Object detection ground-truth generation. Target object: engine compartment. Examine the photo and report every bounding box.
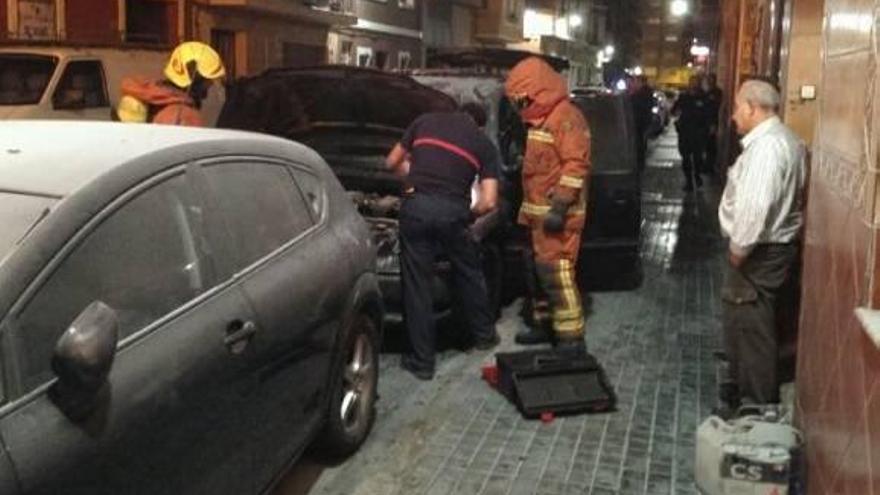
[349,191,402,274]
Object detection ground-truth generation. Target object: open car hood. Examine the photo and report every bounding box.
[217,66,458,137]
[426,48,570,72]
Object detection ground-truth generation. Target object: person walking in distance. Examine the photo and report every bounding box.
[672,75,710,191]
[704,73,723,174]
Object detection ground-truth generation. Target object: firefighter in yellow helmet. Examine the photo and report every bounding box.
[116,41,226,126]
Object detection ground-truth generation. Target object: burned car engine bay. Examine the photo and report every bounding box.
[348,191,404,273]
[217,66,514,321]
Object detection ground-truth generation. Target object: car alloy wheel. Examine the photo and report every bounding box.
[340,332,375,434]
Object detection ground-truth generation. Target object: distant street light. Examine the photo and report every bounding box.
[569,14,583,28]
[690,45,710,57]
[671,0,688,16]
[604,45,615,56]
[633,66,643,76]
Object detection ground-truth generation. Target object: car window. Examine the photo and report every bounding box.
[574,95,636,173]
[288,166,324,221]
[0,54,56,105]
[52,60,108,110]
[203,162,314,273]
[15,173,211,390]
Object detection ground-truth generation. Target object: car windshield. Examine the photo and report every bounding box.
[0,192,56,261]
[0,55,57,105]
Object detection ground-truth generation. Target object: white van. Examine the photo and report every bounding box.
[0,46,224,125]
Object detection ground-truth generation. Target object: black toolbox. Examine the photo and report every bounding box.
[495,347,616,418]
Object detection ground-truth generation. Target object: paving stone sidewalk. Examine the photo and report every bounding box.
[276,128,727,495]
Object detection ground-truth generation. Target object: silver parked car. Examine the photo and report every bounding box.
[0,122,382,494]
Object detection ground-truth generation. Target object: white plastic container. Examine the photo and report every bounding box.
[696,410,802,495]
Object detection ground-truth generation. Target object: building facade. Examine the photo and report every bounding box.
[507,0,606,86]
[328,0,423,70]
[192,0,355,77]
[794,0,879,491]
[423,0,482,51]
[473,0,526,47]
[0,0,356,77]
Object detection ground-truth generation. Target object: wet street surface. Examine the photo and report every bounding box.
[276,128,727,495]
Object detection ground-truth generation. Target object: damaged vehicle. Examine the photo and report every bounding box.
[218,66,510,323]
[570,88,642,289]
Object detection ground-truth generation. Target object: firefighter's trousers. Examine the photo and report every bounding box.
[525,226,585,340]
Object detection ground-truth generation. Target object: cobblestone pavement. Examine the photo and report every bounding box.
[275,128,727,495]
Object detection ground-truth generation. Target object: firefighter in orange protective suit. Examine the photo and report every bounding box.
[116,41,226,126]
[505,57,591,348]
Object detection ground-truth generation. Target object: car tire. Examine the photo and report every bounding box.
[316,312,379,459]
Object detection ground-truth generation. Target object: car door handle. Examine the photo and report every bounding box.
[224,320,257,351]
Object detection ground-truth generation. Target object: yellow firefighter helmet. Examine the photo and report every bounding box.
[164,41,227,89]
[116,95,149,123]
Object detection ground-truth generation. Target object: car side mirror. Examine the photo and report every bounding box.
[49,301,119,421]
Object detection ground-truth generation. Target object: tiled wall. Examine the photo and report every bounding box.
[796,0,880,493]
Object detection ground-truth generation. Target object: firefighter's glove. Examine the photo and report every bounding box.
[543,199,570,233]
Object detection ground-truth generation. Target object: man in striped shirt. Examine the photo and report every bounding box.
[718,79,806,409]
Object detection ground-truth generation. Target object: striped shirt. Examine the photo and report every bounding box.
[718,116,806,257]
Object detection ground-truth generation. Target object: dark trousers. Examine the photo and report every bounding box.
[722,243,799,405]
[678,131,706,186]
[636,134,647,170]
[705,131,718,173]
[400,194,494,370]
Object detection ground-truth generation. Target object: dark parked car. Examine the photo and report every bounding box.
[0,122,383,495]
[571,88,642,288]
[218,66,511,322]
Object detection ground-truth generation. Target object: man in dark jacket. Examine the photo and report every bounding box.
[703,74,723,173]
[672,75,710,190]
[629,75,655,169]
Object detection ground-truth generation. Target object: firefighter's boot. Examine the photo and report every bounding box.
[515,320,553,345]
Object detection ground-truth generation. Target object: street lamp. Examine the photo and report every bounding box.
[569,14,583,28]
[670,0,688,16]
[604,45,615,56]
